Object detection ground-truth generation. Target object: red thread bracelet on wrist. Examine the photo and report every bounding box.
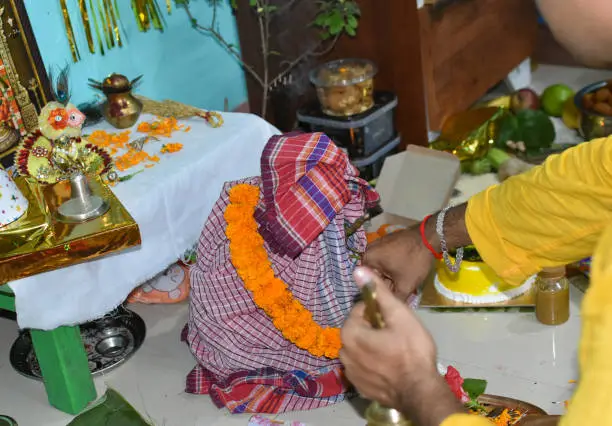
[420,215,442,260]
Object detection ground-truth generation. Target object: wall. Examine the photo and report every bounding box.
[23,0,248,111]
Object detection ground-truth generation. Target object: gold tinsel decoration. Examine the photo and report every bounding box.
[59,0,169,62]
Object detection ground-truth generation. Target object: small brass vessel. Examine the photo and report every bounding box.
[361,282,413,426]
[365,402,412,426]
[89,74,143,129]
[0,122,19,154]
[102,91,143,129]
[575,80,612,140]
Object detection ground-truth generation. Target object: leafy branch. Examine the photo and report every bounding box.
[175,0,361,117]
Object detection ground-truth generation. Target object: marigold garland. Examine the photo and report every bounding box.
[224,184,342,359]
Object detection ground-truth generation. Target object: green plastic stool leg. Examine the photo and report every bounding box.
[0,285,15,312]
[30,326,96,414]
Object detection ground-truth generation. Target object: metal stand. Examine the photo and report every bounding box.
[57,172,109,222]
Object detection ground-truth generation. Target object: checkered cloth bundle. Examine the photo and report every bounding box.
[185,132,378,412]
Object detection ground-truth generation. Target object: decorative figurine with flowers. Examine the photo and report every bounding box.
[14,67,114,184]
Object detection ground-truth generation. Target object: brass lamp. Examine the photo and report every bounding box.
[0,121,19,154]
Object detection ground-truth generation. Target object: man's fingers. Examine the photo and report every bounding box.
[393,277,418,302]
[347,301,366,321]
[342,302,371,334]
[353,266,408,322]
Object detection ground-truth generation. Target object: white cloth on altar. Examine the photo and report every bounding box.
[8,112,280,330]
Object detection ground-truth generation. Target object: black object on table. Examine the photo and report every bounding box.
[297,91,399,181]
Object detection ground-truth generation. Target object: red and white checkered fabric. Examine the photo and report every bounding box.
[185,133,377,412]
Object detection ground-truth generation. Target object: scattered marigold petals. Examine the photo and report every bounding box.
[137,116,183,138]
[137,122,151,133]
[160,143,183,154]
[115,150,158,172]
[184,126,191,132]
[87,126,182,174]
[493,409,513,426]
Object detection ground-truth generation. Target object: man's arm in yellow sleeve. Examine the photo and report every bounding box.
[441,414,492,426]
[560,223,612,426]
[466,136,612,285]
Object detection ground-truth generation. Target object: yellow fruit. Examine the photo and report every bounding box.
[562,98,580,129]
[541,84,574,117]
[484,95,511,109]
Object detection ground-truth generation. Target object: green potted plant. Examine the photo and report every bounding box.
[175,0,361,118]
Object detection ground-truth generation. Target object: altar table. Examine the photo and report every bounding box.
[0,111,280,414]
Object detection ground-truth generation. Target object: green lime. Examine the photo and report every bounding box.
[541,84,575,117]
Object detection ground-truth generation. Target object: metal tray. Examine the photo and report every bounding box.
[10,305,146,380]
[477,394,548,425]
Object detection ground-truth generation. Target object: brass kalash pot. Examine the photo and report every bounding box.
[361,282,413,426]
[89,74,143,129]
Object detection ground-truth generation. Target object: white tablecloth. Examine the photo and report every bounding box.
[9,112,280,330]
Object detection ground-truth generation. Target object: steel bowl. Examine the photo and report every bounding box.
[10,305,146,380]
[575,80,612,140]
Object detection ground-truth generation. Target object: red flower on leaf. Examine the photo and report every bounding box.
[48,108,68,130]
[444,366,470,403]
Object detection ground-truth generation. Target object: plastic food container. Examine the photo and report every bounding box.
[310,58,377,117]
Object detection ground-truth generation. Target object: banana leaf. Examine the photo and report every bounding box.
[68,388,152,426]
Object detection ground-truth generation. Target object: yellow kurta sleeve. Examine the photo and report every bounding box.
[438,225,612,426]
[465,136,612,286]
[440,414,491,425]
[560,224,612,426]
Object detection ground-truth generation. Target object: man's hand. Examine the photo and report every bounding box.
[363,227,434,300]
[340,267,464,426]
[363,204,470,300]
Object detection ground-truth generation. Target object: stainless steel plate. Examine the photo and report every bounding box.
[0,415,18,426]
[10,306,146,380]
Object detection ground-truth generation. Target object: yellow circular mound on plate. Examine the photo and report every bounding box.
[435,259,534,304]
